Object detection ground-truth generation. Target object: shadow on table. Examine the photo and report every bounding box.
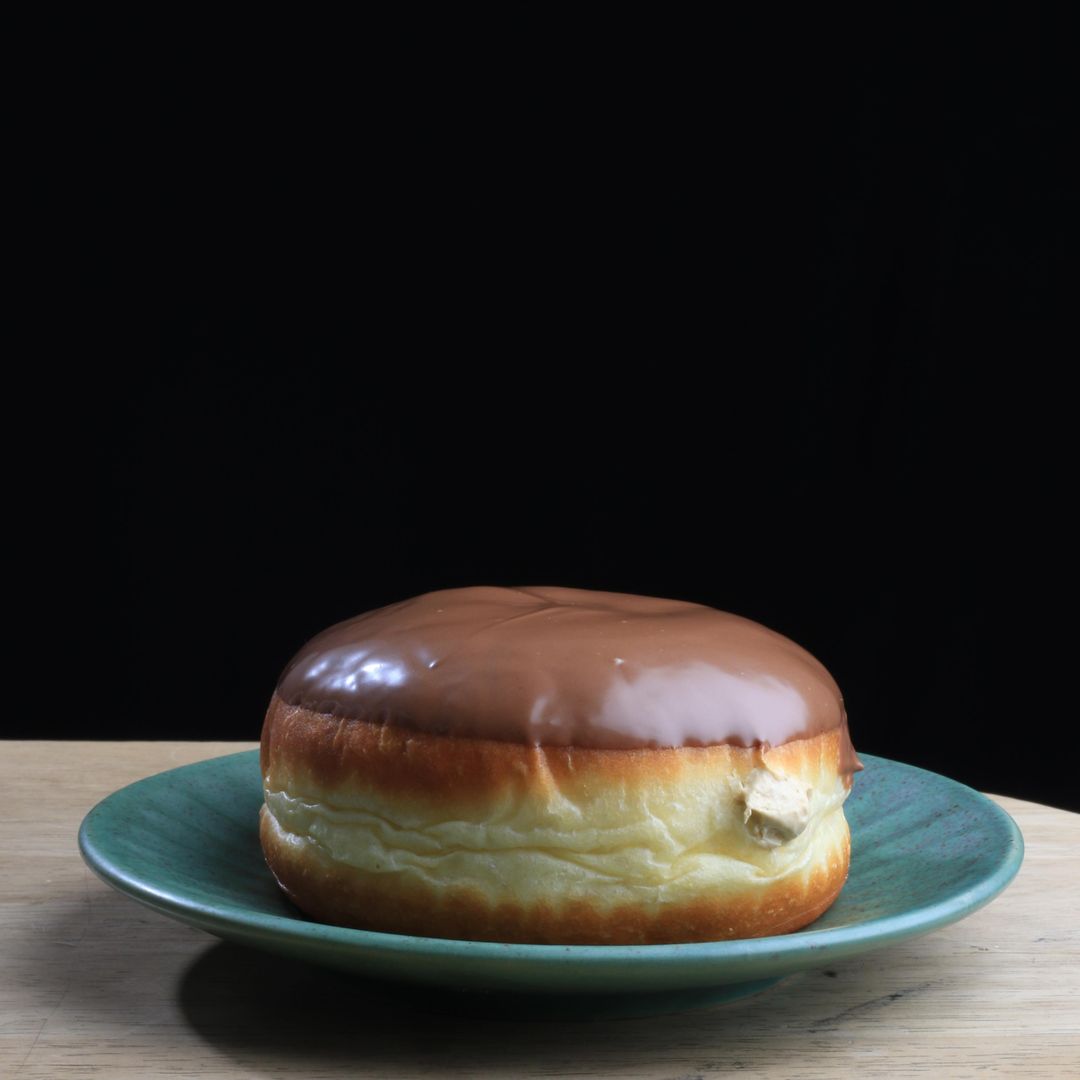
[22,887,954,1076]
[174,938,939,1075]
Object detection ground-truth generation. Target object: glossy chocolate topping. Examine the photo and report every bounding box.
[276,587,858,765]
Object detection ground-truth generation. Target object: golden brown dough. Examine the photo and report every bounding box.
[259,695,853,944]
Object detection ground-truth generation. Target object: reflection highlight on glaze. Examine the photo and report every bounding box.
[593,665,809,748]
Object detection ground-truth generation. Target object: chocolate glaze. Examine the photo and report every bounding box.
[276,586,860,770]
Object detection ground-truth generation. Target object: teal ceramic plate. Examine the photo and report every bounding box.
[79,752,1022,1017]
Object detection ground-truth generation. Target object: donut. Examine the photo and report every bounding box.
[259,586,861,944]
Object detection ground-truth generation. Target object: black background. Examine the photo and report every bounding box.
[52,58,1074,810]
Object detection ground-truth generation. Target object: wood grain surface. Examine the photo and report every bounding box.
[2,741,1077,1078]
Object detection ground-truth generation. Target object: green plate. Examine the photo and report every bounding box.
[78,752,1022,1018]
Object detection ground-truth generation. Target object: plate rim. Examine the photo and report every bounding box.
[78,750,1024,966]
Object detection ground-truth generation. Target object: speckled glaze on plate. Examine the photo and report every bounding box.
[78,752,1022,1018]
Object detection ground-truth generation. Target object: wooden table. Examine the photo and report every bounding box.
[3,741,1077,1078]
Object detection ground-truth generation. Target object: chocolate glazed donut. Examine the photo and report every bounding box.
[259,587,861,944]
